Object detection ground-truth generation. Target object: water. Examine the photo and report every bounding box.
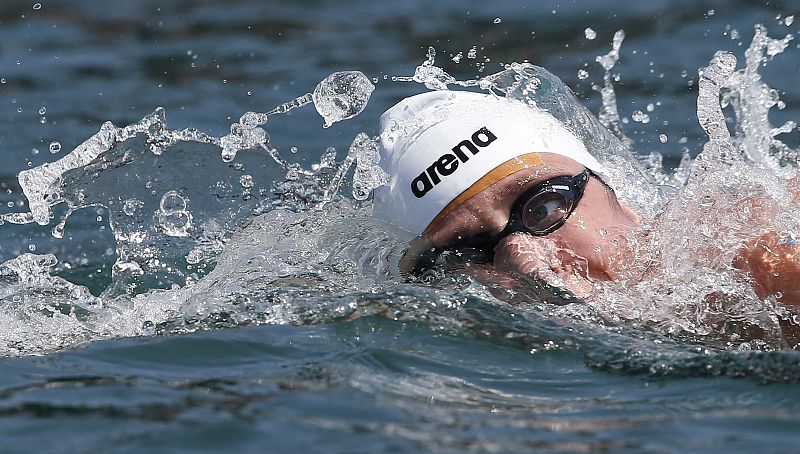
[1,1,800,452]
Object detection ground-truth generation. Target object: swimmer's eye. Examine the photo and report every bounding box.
[520,191,570,234]
[505,169,590,236]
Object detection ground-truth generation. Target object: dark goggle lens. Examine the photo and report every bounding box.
[520,191,570,234]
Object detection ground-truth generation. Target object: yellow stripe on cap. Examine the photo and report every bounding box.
[423,152,544,233]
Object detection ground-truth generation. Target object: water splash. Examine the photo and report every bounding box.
[218,71,374,163]
[721,25,798,176]
[695,51,739,165]
[0,253,120,355]
[0,70,378,299]
[392,47,481,90]
[348,133,390,201]
[589,25,800,347]
[593,30,634,149]
[5,71,376,227]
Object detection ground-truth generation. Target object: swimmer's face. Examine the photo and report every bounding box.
[402,153,640,292]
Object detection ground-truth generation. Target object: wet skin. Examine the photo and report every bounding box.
[401,153,800,306]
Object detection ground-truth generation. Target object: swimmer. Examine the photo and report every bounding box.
[372,90,800,307]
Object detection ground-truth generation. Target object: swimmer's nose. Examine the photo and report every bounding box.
[493,232,591,279]
[493,232,555,276]
[493,232,596,300]
[475,208,514,237]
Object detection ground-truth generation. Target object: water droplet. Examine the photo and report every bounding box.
[160,191,187,212]
[39,116,46,124]
[239,174,253,188]
[31,148,39,155]
[49,141,61,153]
[38,107,46,115]
[28,244,36,252]
[631,110,650,124]
[493,17,502,24]
[122,199,142,216]
[785,15,795,26]
[32,2,41,10]
[452,52,463,63]
[707,9,715,17]
[290,146,299,154]
[467,46,477,59]
[186,249,204,265]
[239,111,265,128]
[157,191,192,237]
[349,133,390,201]
[659,134,668,143]
[312,71,375,127]
[646,103,655,112]
[577,69,589,80]
[584,28,597,40]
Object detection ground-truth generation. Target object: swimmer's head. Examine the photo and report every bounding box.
[373,90,612,235]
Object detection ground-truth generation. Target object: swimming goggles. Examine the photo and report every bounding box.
[411,169,591,272]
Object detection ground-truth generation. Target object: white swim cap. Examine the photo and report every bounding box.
[373,90,611,235]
